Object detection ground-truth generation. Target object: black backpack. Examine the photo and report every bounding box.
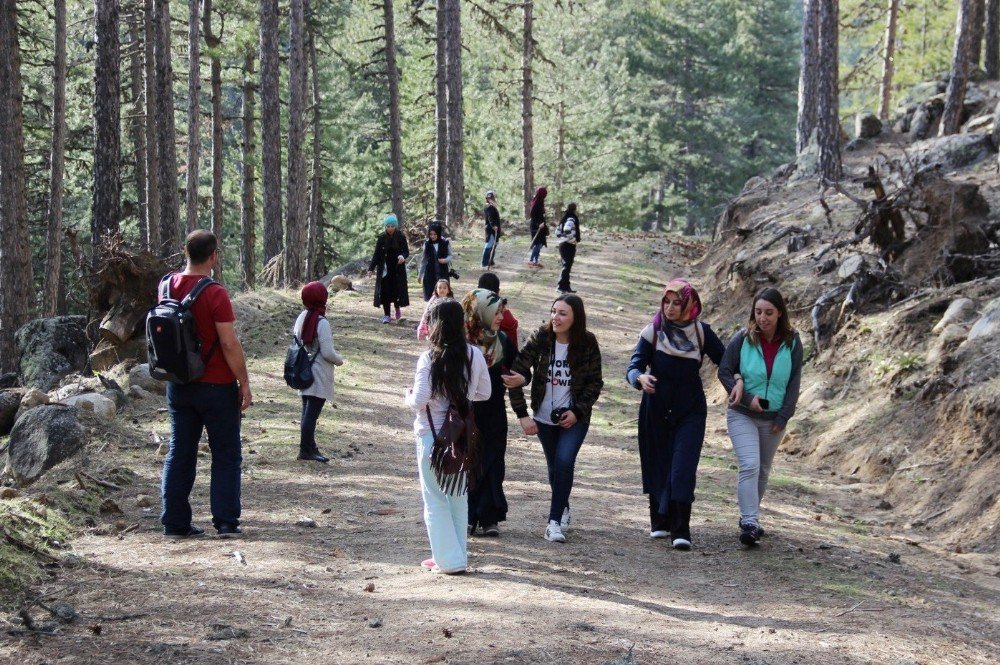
[284,334,318,390]
[146,274,218,384]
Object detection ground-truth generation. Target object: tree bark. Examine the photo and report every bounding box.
[986,0,1000,79]
[445,0,465,227]
[144,0,160,252]
[971,0,986,70]
[259,0,282,264]
[521,0,535,218]
[0,0,33,373]
[384,0,405,230]
[185,0,201,233]
[43,0,67,316]
[203,0,223,284]
[154,0,180,257]
[126,12,148,252]
[878,0,900,120]
[240,51,256,290]
[433,0,447,222]
[284,0,307,286]
[941,0,978,136]
[307,2,324,280]
[817,0,842,181]
[796,0,819,154]
[93,0,122,266]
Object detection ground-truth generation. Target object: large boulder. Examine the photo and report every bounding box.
[907,133,995,172]
[0,390,21,436]
[128,363,166,395]
[59,393,116,421]
[8,405,86,485]
[14,316,90,391]
[909,97,944,140]
[855,112,882,139]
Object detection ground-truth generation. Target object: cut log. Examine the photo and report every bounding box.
[99,302,147,345]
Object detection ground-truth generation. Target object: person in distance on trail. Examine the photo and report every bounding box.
[477,272,519,345]
[718,287,803,548]
[417,279,454,341]
[419,221,453,302]
[526,186,549,268]
[626,279,725,550]
[406,299,491,574]
[161,230,252,540]
[555,202,581,294]
[482,190,502,269]
[292,281,345,464]
[462,289,518,538]
[367,213,410,324]
[502,294,604,544]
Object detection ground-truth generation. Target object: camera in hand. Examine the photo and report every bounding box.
[550,407,570,423]
[758,398,770,410]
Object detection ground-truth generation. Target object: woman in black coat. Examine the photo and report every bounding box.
[419,222,453,301]
[368,213,410,323]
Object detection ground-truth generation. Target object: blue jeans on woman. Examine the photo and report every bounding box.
[535,420,590,523]
[481,234,497,267]
[529,243,542,263]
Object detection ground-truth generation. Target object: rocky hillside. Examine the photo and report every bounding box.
[697,76,1000,554]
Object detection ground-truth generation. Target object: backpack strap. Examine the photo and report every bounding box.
[179,277,217,310]
[158,273,174,302]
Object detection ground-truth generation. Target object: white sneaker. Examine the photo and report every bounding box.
[560,507,571,531]
[672,537,692,550]
[649,530,669,539]
[544,520,566,543]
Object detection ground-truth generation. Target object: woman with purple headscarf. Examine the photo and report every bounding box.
[625,279,725,550]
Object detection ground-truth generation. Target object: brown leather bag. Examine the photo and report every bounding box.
[425,397,481,495]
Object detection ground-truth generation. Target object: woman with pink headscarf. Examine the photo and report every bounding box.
[292,281,345,463]
[626,279,724,550]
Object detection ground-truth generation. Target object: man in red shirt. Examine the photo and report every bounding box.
[161,230,252,539]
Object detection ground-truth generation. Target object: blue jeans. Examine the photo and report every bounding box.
[481,234,497,267]
[162,381,242,532]
[529,243,542,263]
[535,420,590,522]
[416,432,468,572]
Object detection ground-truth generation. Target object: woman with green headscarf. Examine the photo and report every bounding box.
[462,288,518,537]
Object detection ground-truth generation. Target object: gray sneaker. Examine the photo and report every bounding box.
[544,520,566,543]
[560,507,571,531]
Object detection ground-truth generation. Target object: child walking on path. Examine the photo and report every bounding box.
[293,281,345,464]
[718,287,803,547]
[417,279,453,341]
[406,300,491,574]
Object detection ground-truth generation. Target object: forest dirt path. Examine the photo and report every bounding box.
[2,235,997,664]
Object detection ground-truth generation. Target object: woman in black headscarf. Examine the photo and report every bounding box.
[419,222,453,301]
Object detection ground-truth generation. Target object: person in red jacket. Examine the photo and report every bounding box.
[477,272,519,345]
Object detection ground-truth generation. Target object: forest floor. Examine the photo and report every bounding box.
[1,235,998,664]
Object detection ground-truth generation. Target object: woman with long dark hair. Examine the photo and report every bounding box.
[462,289,518,537]
[405,299,491,574]
[626,279,724,549]
[368,213,410,323]
[556,202,580,294]
[292,281,345,464]
[503,294,603,543]
[527,186,548,267]
[419,222,453,301]
[718,287,803,547]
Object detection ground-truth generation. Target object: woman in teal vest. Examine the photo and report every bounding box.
[718,287,802,547]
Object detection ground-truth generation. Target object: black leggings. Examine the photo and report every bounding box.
[383,303,392,316]
[300,396,326,455]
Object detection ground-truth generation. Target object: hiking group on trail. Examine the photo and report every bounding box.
[150,219,801,573]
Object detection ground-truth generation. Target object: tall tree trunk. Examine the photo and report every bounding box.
[941,0,978,136]
[796,0,819,154]
[878,0,900,120]
[971,0,986,70]
[185,0,201,233]
[144,0,160,251]
[93,0,121,266]
[986,0,1000,79]
[240,51,257,290]
[384,0,405,228]
[0,0,33,373]
[307,3,324,280]
[445,0,465,226]
[259,0,282,264]
[433,0,447,222]
[126,13,149,251]
[817,0,842,181]
[43,0,67,316]
[203,0,223,283]
[154,0,180,257]
[521,0,535,219]
[284,0,307,286]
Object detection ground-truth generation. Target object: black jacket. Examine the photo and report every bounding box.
[369,232,410,308]
[484,204,501,241]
